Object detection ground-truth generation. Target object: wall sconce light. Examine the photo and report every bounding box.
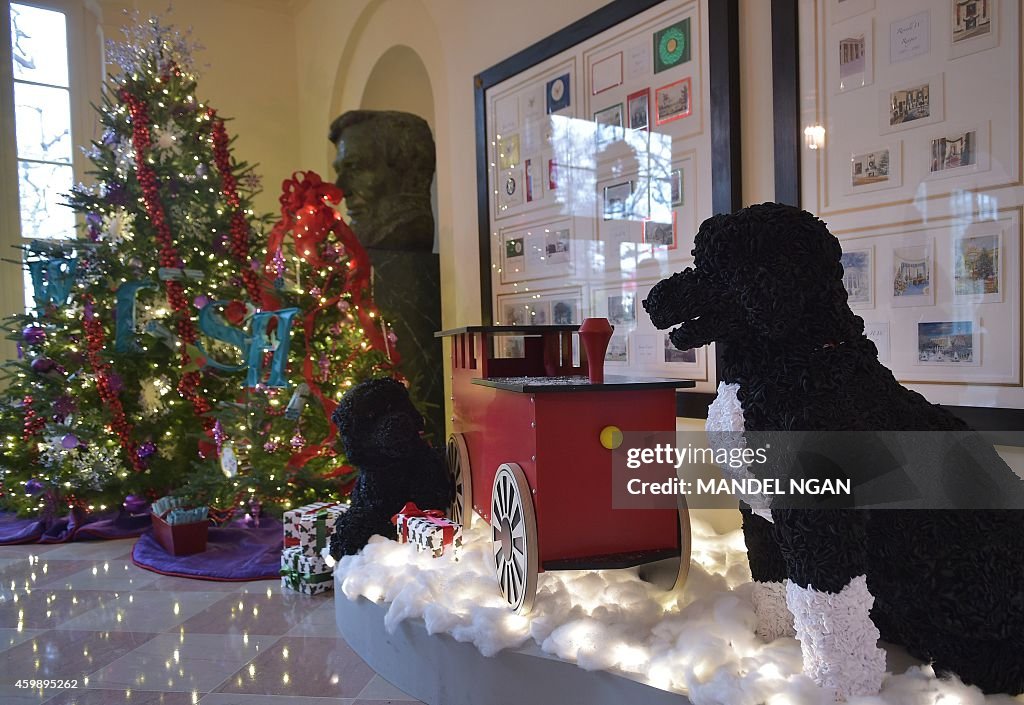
[804,125,825,150]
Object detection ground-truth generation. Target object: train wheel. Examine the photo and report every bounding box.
[490,463,538,613]
[446,434,473,528]
[672,496,692,591]
[638,496,692,592]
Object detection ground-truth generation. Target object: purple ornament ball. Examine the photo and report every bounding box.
[60,433,80,449]
[194,295,210,309]
[30,357,57,374]
[123,494,148,513]
[22,325,46,345]
[137,441,157,460]
[24,478,44,495]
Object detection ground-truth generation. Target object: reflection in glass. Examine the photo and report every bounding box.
[18,161,74,240]
[14,82,72,163]
[9,3,69,87]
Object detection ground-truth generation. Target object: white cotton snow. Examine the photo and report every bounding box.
[335,520,1024,705]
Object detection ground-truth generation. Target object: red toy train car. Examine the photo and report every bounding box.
[437,323,694,612]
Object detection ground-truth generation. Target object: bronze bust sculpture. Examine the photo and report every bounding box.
[329,110,444,443]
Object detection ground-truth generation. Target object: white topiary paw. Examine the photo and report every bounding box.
[786,575,886,700]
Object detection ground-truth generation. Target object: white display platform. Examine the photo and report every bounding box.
[335,591,691,705]
[331,524,998,705]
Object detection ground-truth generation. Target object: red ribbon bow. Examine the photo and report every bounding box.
[259,171,398,480]
[391,502,446,525]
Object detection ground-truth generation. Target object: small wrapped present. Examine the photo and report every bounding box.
[151,496,209,556]
[283,501,347,557]
[280,545,333,595]
[392,502,462,558]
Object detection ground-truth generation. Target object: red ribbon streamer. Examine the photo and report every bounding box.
[82,295,143,472]
[260,171,398,473]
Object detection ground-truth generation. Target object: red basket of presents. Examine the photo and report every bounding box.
[151,497,209,556]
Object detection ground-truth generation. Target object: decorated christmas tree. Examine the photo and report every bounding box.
[0,17,397,523]
[186,170,400,516]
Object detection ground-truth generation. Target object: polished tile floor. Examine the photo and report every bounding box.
[0,539,424,705]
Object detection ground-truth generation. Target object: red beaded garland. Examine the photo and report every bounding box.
[82,295,143,471]
[21,395,44,441]
[210,110,261,301]
[120,86,213,423]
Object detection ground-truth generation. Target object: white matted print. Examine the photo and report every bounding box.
[495,297,551,357]
[591,286,639,327]
[642,213,677,249]
[834,17,873,93]
[608,293,637,325]
[917,320,980,365]
[503,235,526,275]
[495,94,519,134]
[544,228,571,264]
[864,321,891,364]
[498,168,523,211]
[663,334,698,364]
[498,133,520,170]
[671,168,684,206]
[549,295,581,325]
[927,122,990,179]
[499,298,549,326]
[953,231,1002,303]
[890,11,930,63]
[594,103,624,149]
[603,180,635,220]
[840,246,874,309]
[832,0,874,24]
[950,0,998,59]
[848,142,901,194]
[632,334,657,365]
[891,241,935,307]
[591,52,623,95]
[879,74,944,133]
[606,334,629,364]
[498,220,573,284]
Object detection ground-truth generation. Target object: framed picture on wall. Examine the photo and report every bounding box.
[476,0,743,414]
[950,0,998,59]
[834,17,873,93]
[627,88,650,130]
[878,73,944,133]
[847,141,901,194]
[642,213,677,249]
[655,76,693,125]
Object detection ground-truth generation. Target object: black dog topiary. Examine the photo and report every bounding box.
[328,377,452,559]
[644,203,1024,698]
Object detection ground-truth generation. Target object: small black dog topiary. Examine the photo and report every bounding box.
[328,377,452,559]
[644,203,1024,698]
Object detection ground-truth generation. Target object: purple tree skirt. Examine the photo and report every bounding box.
[0,509,151,545]
[131,518,283,581]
